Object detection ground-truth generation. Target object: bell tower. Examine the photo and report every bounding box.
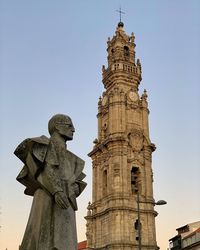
[85,22,158,250]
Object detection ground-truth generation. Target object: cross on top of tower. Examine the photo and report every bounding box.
[116,7,125,27]
[116,7,125,22]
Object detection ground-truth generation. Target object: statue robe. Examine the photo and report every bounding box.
[14,135,87,250]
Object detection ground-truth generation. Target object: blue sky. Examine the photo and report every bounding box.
[0,1,200,249]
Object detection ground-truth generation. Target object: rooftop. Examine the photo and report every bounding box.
[78,240,87,250]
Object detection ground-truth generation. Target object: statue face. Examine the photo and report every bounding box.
[56,117,75,141]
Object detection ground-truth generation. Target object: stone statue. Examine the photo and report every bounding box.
[14,114,87,250]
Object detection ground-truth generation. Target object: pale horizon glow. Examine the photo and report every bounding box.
[0,1,200,250]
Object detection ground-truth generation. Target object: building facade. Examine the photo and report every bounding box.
[85,22,158,250]
[169,222,200,250]
[182,228,200,250]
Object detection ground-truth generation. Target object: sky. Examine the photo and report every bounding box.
[0,0,200,249]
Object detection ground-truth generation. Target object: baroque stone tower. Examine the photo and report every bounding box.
[85,22,158,250]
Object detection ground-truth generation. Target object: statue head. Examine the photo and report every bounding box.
[48,114,75,141]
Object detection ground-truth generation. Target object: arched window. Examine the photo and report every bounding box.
[131,166,140,194]
[124,46,129,57]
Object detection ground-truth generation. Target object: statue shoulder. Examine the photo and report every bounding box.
[14,135,50,163]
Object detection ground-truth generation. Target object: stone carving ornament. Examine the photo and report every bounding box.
[14,114,87,250]
[128,90,139,102]
[102,95,108,106]
[128,129,144,152]
[128,129,145,165]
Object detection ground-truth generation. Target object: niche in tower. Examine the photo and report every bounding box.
[103,169,108,196]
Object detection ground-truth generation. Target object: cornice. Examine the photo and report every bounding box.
[88,135,127,157]
[85,206,157,219]
[87,243,158,250]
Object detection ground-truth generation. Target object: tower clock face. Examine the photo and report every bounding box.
[102,95,108,106]
[128,91,138,102]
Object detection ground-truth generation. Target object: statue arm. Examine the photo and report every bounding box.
[67,152,87,197]
[54,191,70,209]
[74,179,87,197]
[67,174,86,198]
[37,163,63,195]
[37,163,70,208]
[74,172,87,197]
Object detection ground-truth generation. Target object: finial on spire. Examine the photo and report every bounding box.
[142,89,148,101]
[116,7,125,27]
